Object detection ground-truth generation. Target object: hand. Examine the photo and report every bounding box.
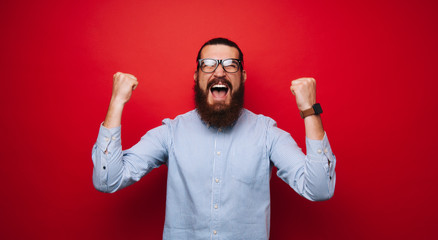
[290,77,316,111]
[111,72,138,105]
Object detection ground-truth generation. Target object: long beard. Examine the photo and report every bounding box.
[194,78,244,128]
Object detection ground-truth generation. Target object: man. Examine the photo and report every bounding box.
[92,38,336,240]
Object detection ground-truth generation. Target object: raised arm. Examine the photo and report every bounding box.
[271,77,335,201]
[92,72,167,193]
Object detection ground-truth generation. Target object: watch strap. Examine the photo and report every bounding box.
[300,103,322,119]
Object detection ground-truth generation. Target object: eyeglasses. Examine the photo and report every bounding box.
[198,58,241,73]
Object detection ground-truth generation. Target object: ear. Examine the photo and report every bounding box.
[242,70,247,83]
[193,71,198,82]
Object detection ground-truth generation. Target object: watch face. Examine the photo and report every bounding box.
[313,103,323,114]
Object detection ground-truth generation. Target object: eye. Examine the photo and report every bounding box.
[223,59,239,72]
[224,59,239,67]
[202,59,217,67]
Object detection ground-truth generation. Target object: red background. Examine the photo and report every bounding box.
[1,0,437,239]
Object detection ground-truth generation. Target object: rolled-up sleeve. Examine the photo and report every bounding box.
[268,122,336,201]
[302,133,336,200]
[92,123,169,193]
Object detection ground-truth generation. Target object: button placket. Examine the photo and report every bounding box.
[211,128,223,236]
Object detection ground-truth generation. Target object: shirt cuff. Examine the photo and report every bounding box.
[305,132,335,162]
[96,123,122,152]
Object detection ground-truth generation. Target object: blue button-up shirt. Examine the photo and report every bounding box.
[92,109,336,240]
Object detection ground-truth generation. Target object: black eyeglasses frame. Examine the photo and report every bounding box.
[197,58,242,73]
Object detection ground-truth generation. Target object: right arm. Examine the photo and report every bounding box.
[92,72,168,193]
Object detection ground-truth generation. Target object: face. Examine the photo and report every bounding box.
[194,45,247,109]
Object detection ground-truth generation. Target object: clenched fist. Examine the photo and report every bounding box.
[111,72,139,105]
[290,77,317,111]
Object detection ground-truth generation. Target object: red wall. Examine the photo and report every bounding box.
[1,0,437,239]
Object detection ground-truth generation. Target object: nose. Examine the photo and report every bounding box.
[213,63,226,77]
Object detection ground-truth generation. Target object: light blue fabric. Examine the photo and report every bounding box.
[92,109,336,240]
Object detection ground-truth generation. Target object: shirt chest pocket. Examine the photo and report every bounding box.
[229,145,268,183]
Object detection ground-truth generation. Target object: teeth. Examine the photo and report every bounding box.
[212,84,227,89]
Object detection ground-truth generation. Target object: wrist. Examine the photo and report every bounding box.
[109,97,127,108]
[298,104,313,112]
[300,103,323,119]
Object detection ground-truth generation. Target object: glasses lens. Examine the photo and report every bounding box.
[201,59,217,73]
[223,59,239,73]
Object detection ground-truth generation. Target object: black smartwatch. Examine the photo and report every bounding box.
[300,103,323,119]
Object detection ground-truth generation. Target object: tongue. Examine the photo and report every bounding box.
[212,89,227,98]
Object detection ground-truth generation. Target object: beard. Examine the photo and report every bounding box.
[194,77,244,128]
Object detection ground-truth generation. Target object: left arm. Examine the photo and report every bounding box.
[270,77,336,201]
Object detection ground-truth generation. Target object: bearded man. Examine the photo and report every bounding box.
[92,38,336,240]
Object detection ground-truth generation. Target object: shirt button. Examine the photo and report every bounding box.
[215,178,219,183]
[324,148,328,153]
[214,204,218,209]
[317,149,322,154]
[213,230,217,235]
[104,137,109,142]
[103,166,106,170]
[112,136,116,140]
[217,151,221,156]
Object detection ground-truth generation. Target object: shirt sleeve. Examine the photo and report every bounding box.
[91,123,169,193]
[268,120,336,201]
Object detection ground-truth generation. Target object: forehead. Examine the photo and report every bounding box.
[200,44,239,59]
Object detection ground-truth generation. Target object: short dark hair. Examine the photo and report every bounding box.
[196,37,244,69]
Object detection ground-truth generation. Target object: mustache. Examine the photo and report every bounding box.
[207,78,233,92]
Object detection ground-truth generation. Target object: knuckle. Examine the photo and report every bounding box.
[126,73,136,78]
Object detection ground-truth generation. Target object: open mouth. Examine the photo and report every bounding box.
[210,83,229,99]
